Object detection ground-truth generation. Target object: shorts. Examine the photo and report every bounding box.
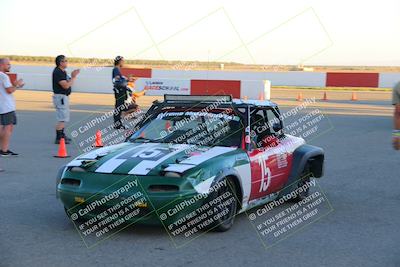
[0,111,17,126]
[53,94,70,122]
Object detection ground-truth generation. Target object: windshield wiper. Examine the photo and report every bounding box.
[130,136,155,143]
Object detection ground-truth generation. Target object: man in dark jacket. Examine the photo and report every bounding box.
[112,56,138,129]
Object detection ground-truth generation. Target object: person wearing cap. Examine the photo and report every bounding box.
[52,55,80,144]
[112,56,139,129]
[392,81,400,150]
[0,58,24,157]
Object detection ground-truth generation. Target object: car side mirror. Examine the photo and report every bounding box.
[272,122,282,132]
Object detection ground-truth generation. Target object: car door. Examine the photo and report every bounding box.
[247,108,290,201]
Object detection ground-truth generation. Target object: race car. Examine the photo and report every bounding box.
[57,95,324,232]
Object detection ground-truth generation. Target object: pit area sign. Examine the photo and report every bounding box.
[135,78,190,96]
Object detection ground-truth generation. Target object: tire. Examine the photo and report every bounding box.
[211,178,238,232]
[291,166,312,202]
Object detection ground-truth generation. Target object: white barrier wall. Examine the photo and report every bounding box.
[240,80,265,99]
[11,65,399,96]
[152,69,326,87]
[73,67,113,93]
[12,65,114,94]
[379,73,400,88]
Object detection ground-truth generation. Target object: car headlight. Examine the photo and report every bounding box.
[70,166,87,173]
[163,171,181,178]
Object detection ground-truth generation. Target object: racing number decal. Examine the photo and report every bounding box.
[131,147,170,159]
[248,149,292,201]
[127,144,190,175]
[258,157,271,192]
[248,149,282,201]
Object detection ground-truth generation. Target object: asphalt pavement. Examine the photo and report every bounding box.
[0,91,399,267]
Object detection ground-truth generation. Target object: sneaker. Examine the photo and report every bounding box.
[1,150,18,157]
[7,150,18,156]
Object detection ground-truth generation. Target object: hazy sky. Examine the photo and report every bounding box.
[1,0,399,66]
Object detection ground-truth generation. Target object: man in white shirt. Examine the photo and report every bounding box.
[0,58,24,157]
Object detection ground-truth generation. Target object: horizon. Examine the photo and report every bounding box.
[3,54,399,68]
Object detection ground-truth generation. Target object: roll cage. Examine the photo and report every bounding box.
[130,95,284,151]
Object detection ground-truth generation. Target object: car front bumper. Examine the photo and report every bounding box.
[58,182,207,226]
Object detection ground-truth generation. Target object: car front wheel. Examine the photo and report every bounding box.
[292,166,312,202]
[210,178,238,232]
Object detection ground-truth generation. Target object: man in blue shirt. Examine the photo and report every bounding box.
[112,56,139,129]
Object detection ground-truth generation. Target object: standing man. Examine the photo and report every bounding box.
[112,56,144,129]
[112,56,129,129]
[52,55,80,144]
[393,81,400,150]
[0,58,24,157]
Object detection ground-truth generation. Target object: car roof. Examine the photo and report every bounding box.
[232,98,278,108]
[159,95,278,109]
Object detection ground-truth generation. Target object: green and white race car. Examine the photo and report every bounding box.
[57,95,324,232]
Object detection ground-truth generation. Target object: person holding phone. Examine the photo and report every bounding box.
[52,55,80,144]
[0,58,24,157]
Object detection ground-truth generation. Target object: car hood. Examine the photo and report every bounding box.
[66,142,238,176]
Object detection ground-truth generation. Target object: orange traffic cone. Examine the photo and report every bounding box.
[94,130,104,147]
[54,138,70,158]
[351,92,358,101]
[296,92,303,101]
[258,92,265,101]
[322,92,328,101]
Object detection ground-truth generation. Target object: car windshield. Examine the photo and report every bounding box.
[129,110,243,147]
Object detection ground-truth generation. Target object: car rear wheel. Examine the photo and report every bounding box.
[210,178,238,232]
